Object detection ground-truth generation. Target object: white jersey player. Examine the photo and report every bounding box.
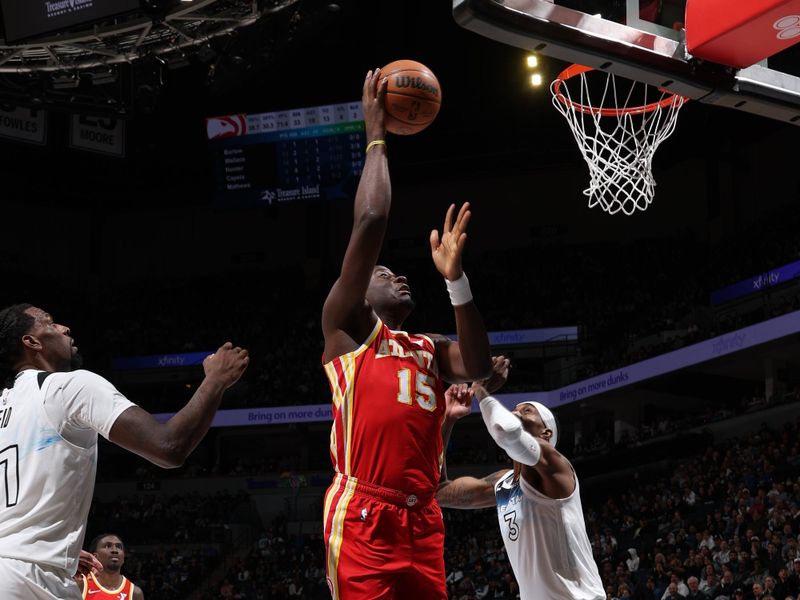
[0,304,249,600]
[437,372,604,600]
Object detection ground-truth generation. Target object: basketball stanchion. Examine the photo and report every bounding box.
[551,64,689,216]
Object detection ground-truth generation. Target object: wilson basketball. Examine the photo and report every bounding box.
[380,60,442,135]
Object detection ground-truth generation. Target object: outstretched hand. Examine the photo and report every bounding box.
[472,355,510,400]
[430,203,471,281]
[444,383,472,423]
[203,342,250,389]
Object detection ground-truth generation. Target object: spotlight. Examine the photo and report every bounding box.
[530,73,543,87]
[526,54,538,68]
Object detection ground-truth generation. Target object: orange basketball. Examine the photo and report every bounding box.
[380,60,442,135]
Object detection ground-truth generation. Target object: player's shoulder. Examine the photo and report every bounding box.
[420,332,450,344]
[43,369,115,395]
[46,369,110,386]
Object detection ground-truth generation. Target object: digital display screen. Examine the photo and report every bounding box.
[1,0,140,43]
[206,102,366,208]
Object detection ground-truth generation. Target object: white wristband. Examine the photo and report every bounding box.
[445,273,473,306]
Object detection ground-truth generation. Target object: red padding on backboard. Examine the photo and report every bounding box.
[686,0,800,68]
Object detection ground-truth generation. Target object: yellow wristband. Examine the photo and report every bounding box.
[365,139,386,154]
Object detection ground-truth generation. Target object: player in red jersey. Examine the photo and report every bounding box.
[78,534,143,600]
[320,68,492,600]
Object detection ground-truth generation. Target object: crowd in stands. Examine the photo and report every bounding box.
[571,386,800,460]
[202,525,329,600]
[86,490,258,600]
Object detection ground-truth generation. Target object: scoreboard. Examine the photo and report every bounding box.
[206,101,366,208]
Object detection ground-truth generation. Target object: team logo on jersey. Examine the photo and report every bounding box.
[375,339,435,371]
[120,594,128,600]
[360,507,369,521]
[206,115,247,139]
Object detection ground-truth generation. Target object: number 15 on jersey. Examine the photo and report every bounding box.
[396,368,437,411]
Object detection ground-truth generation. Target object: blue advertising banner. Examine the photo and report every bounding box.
[112,351,212,370]
[710,259,800,305]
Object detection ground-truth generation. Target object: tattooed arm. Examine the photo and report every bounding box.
[437,470,507,509]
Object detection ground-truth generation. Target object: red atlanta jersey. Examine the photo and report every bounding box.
[82,572,135,600]
[323,319,446,494]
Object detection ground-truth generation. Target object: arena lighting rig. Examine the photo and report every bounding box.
[0,0,299,74]
[0,0,322,116]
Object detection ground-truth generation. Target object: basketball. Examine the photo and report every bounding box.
[380,59,442,135]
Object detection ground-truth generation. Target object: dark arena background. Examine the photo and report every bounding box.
[1,0,800,599]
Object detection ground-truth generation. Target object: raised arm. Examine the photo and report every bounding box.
[429,203,492,382]
[437,357,510,509]
[322,69,389,360]
[109,342,248,468]
[475,386,575,499]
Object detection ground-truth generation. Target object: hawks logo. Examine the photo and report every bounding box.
[206,115,247,140]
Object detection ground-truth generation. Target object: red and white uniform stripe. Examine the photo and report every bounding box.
[322,319,446,599]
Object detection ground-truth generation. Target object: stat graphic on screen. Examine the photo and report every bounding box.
[206,102,366,208]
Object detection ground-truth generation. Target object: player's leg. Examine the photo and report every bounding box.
[396,501,447,600]
[0,557,81,600]
[324,480,408,599]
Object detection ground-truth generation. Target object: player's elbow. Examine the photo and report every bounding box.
[465,359,493,382]
[492,420,522,444]
[152,440,189,469]
[355,206,389,228]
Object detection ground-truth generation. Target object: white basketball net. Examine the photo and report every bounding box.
[551,67,686,216]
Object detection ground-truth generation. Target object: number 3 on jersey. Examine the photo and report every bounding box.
[396,368,437,411]
[504,510,519,541]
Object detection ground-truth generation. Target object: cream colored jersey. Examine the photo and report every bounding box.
[0,369,134,575]
[495,469,605,600]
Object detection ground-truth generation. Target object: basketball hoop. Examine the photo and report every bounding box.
[551,64,688,215]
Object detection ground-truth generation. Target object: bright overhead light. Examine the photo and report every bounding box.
[526,54,538,68]
[530,73,543,87]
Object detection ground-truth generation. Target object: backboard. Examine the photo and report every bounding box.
[453,0,800,125]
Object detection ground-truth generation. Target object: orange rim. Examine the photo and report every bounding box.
[552,64,689,116]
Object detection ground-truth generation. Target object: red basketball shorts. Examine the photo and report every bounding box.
[323,473,446,600]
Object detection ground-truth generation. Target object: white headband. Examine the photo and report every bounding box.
[520,401,558,447]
